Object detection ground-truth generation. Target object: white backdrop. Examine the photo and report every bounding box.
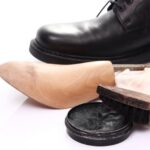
[0,0,150,150]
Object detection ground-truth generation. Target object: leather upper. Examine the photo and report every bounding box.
[115,0,150,31]
[36,0,150,58]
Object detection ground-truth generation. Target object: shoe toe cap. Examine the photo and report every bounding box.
[36,25,54,46]
[35,23,82,47]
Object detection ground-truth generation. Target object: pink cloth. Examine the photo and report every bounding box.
[115,68,150,95]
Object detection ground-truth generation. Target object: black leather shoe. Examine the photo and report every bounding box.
[29,0,150,64]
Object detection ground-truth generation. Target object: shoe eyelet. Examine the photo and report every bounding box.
[119,5,126,12]
[126,0,133,5]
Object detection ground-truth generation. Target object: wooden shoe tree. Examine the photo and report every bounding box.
[0,61,115,108]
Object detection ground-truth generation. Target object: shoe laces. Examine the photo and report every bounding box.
[96,0,133,17]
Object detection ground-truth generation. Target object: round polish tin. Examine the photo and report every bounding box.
[65,102,133,146]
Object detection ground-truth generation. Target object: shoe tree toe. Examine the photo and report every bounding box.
[0,61,115,108]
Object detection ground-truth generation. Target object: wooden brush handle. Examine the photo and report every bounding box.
[98,85,150,110]
[113,64,150,71]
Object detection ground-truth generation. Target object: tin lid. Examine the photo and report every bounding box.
[65,102,133,146]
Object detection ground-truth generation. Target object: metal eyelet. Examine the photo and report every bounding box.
[119,5,126,12]
[126,0,133,5]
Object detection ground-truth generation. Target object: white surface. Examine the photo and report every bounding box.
[0,0,150,150]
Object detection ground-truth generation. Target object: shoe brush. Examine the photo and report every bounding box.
[97,63,150,124]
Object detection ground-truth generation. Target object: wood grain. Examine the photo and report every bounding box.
[98,85,150,110]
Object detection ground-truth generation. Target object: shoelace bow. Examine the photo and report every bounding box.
[96,0,133,17]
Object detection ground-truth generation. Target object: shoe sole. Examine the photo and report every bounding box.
[29,39,150,64]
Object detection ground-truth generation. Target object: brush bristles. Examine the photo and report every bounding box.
[101,96,150,124]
